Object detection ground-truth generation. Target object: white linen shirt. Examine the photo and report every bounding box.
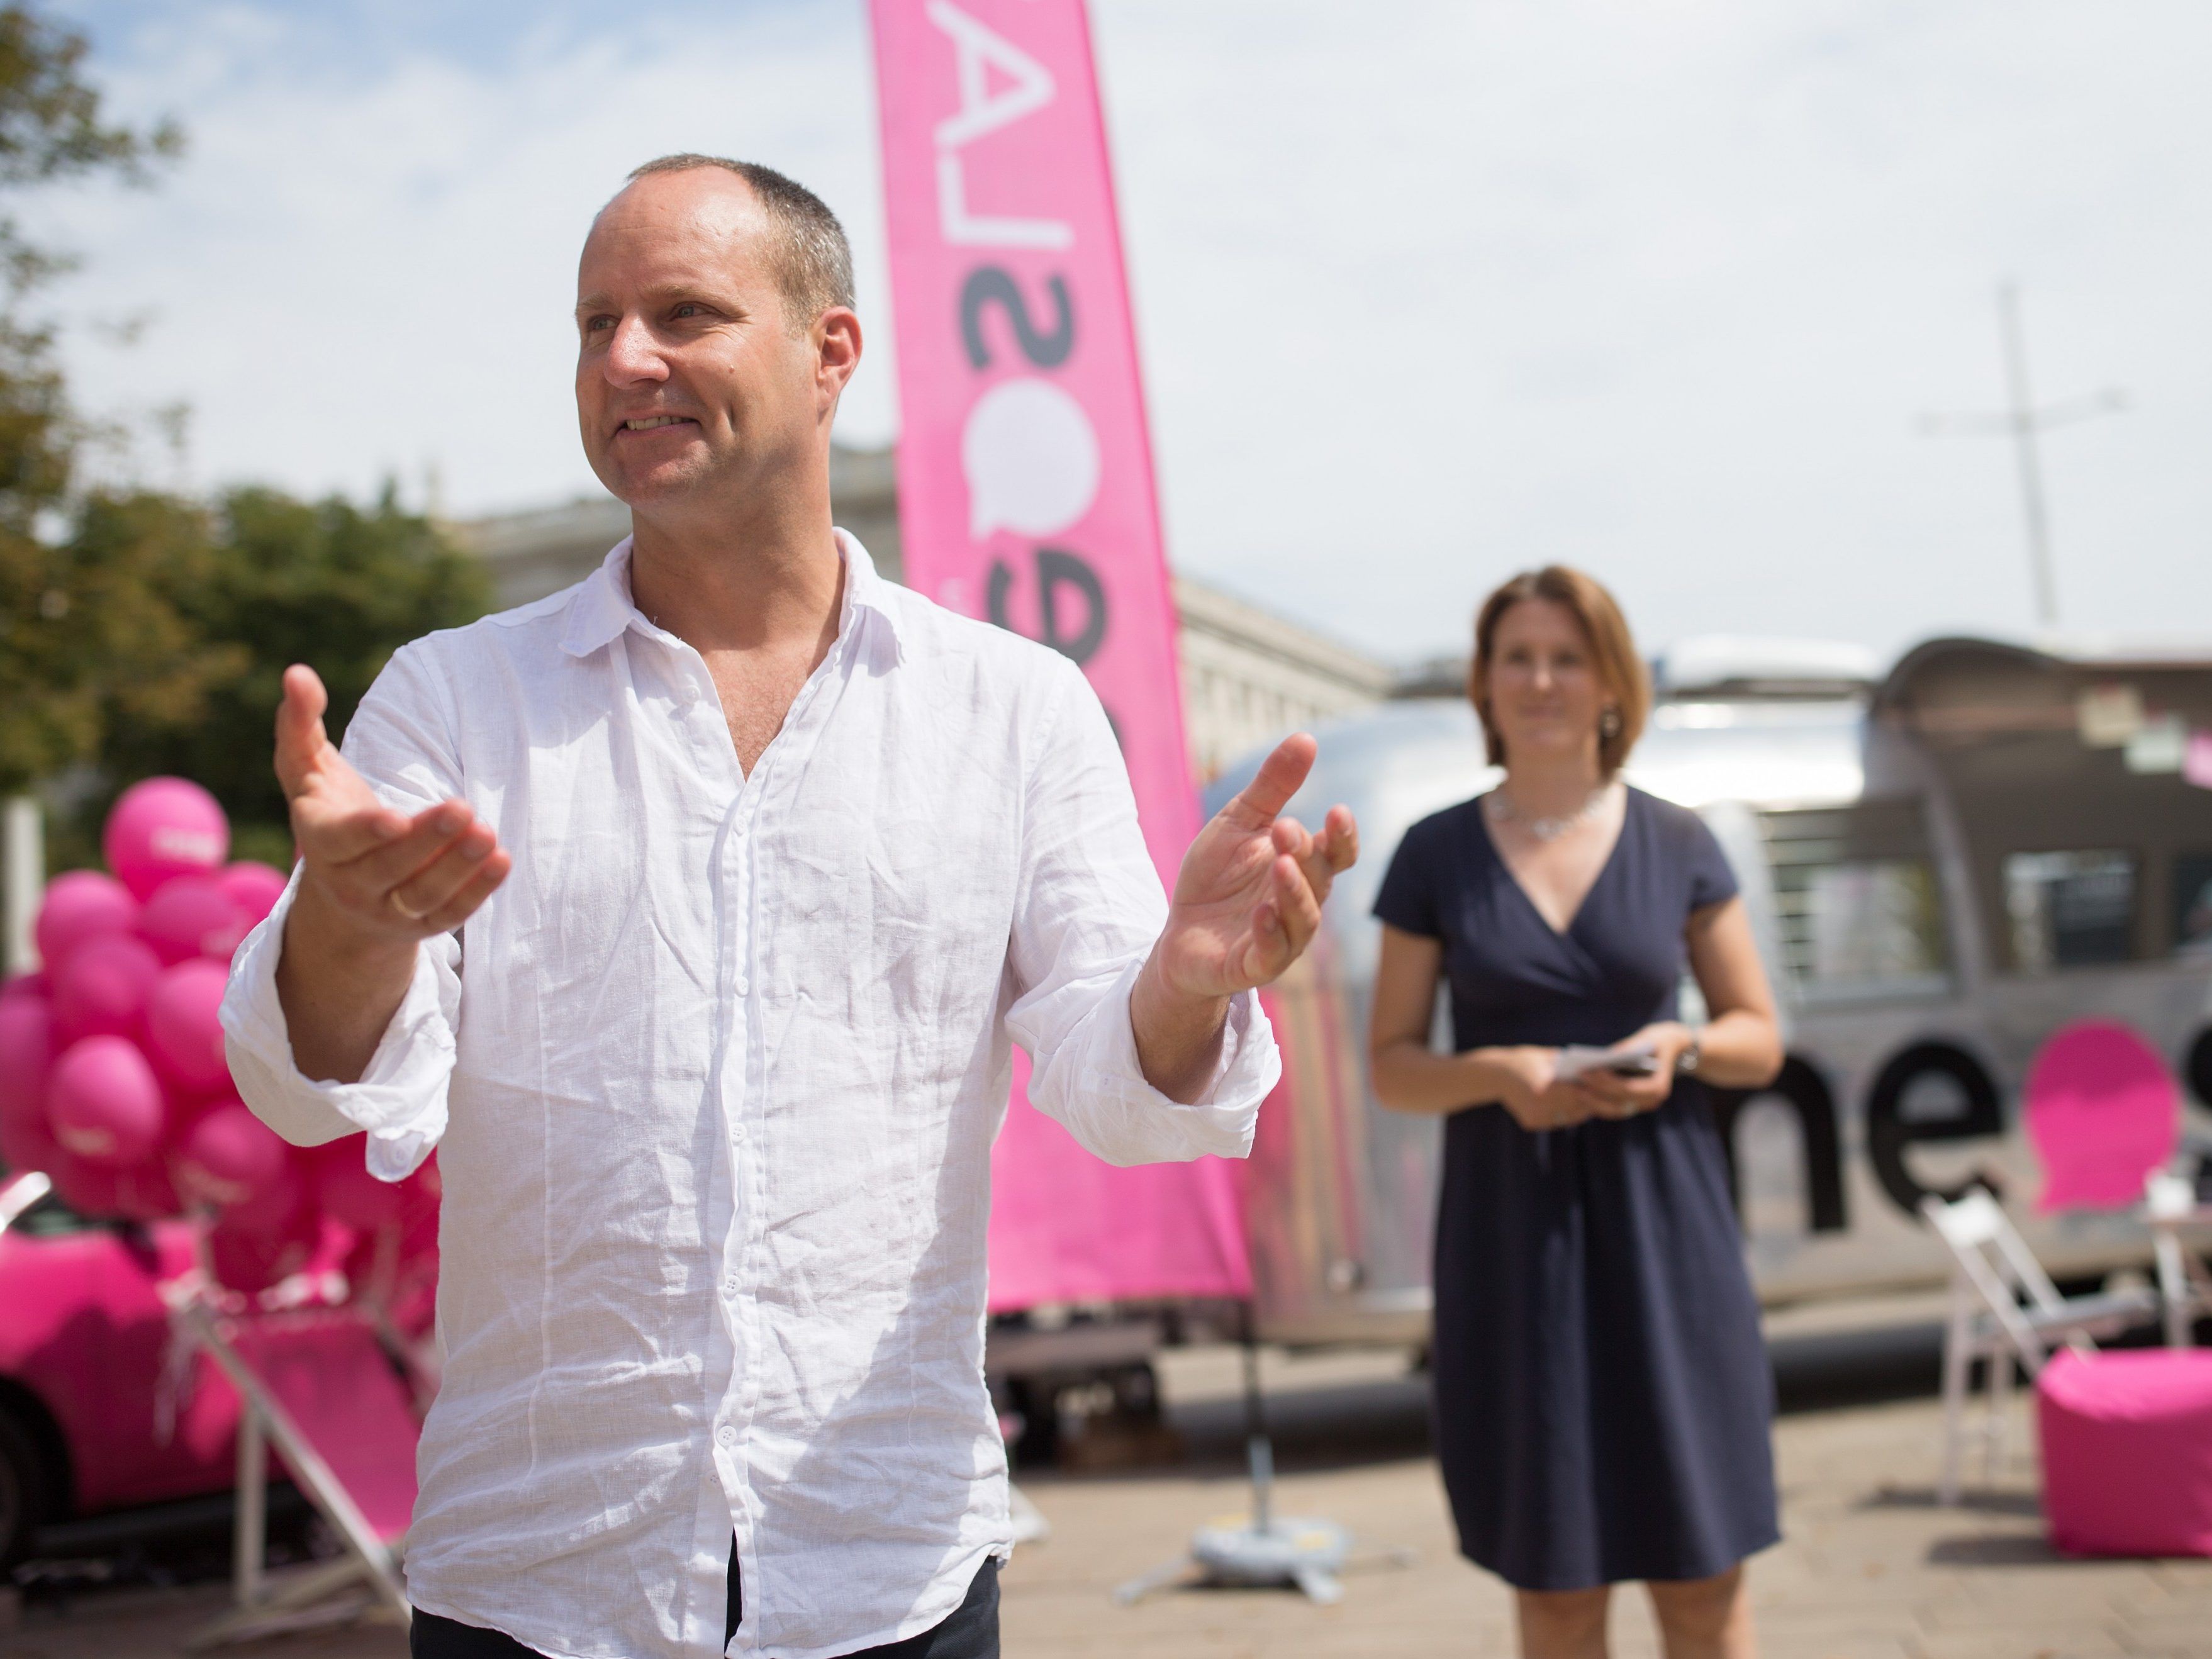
[220,533,1276,1659]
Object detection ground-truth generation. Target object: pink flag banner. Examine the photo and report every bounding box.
[868,0,1250,1306]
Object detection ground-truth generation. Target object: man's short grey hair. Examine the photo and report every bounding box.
[626,154,857,327]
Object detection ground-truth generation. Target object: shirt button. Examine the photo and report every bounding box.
[717,1426,737,1448]
[723,1274,741,1298]
[730,1126,747,1146]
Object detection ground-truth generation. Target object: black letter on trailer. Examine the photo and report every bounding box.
[1864,1041,2005,1217]
[1709,1056,1848,1234]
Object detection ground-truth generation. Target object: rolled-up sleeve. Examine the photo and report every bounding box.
[217,643,464,1180]
[1003,656,1280,1165]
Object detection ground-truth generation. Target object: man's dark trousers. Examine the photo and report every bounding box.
[408,1547,1000,1657]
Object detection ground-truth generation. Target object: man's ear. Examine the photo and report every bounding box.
[816,306,863,416]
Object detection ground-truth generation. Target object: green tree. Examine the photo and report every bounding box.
[90,486,490,861]
[0,6,486,857]
[3,490,243,800]
[0,3,193,798]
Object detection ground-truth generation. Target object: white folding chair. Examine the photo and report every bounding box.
[169,1295,420,1648]
[0,1170,50,1233]
[1921,1189,2163,1504]
[2146,1169,2212,1349]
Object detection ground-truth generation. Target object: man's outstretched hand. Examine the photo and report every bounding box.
[276,665,511,941]
[1132,734,1358,1100]
[274,665,510,1082]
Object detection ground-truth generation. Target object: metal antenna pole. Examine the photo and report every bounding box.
[1919,282,2125,635]
[1996,284,2058,630]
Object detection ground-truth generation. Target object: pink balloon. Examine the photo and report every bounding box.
[50,934,162,1046]
[161,1087,221,1149]
[227,1153,308,1234]
[144,960,233,1095]
[47,1151,128,1218]
[405,1149,442,1209]
[311,1141,406,1230]
[0,971,47,1006]
[0,1000,61,1176]
[46,1036,167,1167]
[175,1102,288,1210]
[207,1202,320,1293]
[110,1157,182,1222]
[0,996,58,1138]
[48,1149,179,1221]
[0,1102,61,1176]
[342,1181,439,1334]
[34,871,138,975]
[137,877,249,967]
[213,861,289,927]
[104,778,229,902]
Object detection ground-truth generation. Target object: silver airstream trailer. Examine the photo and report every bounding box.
[1219,635,2212,1346]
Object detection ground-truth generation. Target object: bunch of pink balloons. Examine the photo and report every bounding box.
[0,778,437,1296]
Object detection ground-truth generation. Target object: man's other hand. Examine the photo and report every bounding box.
[1131,734,1357,1102]
[1153,733,1357,1000]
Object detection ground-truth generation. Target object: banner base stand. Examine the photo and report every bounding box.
[1111,1337,1413,1607]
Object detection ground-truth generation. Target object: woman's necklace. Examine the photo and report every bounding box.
[1485,782,1612,843]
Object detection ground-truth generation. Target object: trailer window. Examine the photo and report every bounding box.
[1760,802,1949,995]
[2175,853,2212,956]
[2004,849,2136,970]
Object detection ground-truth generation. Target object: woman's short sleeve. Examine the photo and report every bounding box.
[1685,813,1741,912]
[1373,813,1447,939]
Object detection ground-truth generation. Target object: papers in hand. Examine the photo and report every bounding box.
[1554,1039,1660,1081]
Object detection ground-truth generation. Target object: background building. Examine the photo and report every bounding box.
[454,446,1397,785]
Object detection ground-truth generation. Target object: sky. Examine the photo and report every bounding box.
[33,0,2212,669]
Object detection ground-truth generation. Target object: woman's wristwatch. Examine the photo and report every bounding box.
[1676,1034,1703,1076]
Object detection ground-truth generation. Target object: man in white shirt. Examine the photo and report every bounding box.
[220,155,1355,1659]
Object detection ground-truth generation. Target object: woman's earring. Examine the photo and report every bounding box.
[1599,707,1622,739]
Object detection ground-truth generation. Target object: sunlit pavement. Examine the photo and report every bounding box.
[3,1311,2209,1658]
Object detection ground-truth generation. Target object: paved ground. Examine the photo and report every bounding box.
[3,1312,2206,1658]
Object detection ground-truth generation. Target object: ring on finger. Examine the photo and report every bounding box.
[388,889,430,922]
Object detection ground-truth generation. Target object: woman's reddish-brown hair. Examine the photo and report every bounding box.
[1469,566,1650,777]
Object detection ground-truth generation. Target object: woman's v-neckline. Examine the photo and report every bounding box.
[1475,786,1636,941]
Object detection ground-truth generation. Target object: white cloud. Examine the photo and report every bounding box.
[32,0,2212,666]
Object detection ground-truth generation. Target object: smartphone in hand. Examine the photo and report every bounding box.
[1554,1039,1661,1081]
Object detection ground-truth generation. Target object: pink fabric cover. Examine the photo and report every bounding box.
[2025,1020,2179,1212]
[228,1311,420,1543]
[2038,1349,2212,1558]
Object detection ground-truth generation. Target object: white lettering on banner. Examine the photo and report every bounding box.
[936,154,1073,250]
[961,377,1101,538]
[927,1,1073,249]
[927,1,1056,148]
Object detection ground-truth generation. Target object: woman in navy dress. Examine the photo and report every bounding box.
[1368,567,1784,1659]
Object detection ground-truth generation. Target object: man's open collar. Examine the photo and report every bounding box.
[559,528,907,664]
[836,530,910,666]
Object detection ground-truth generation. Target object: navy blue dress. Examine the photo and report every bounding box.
[1373,786,1778,1591]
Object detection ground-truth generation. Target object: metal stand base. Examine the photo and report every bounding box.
[1113,1339,1412,1607]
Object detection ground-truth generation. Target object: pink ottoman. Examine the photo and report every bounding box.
[2038,1349,2212,1557]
